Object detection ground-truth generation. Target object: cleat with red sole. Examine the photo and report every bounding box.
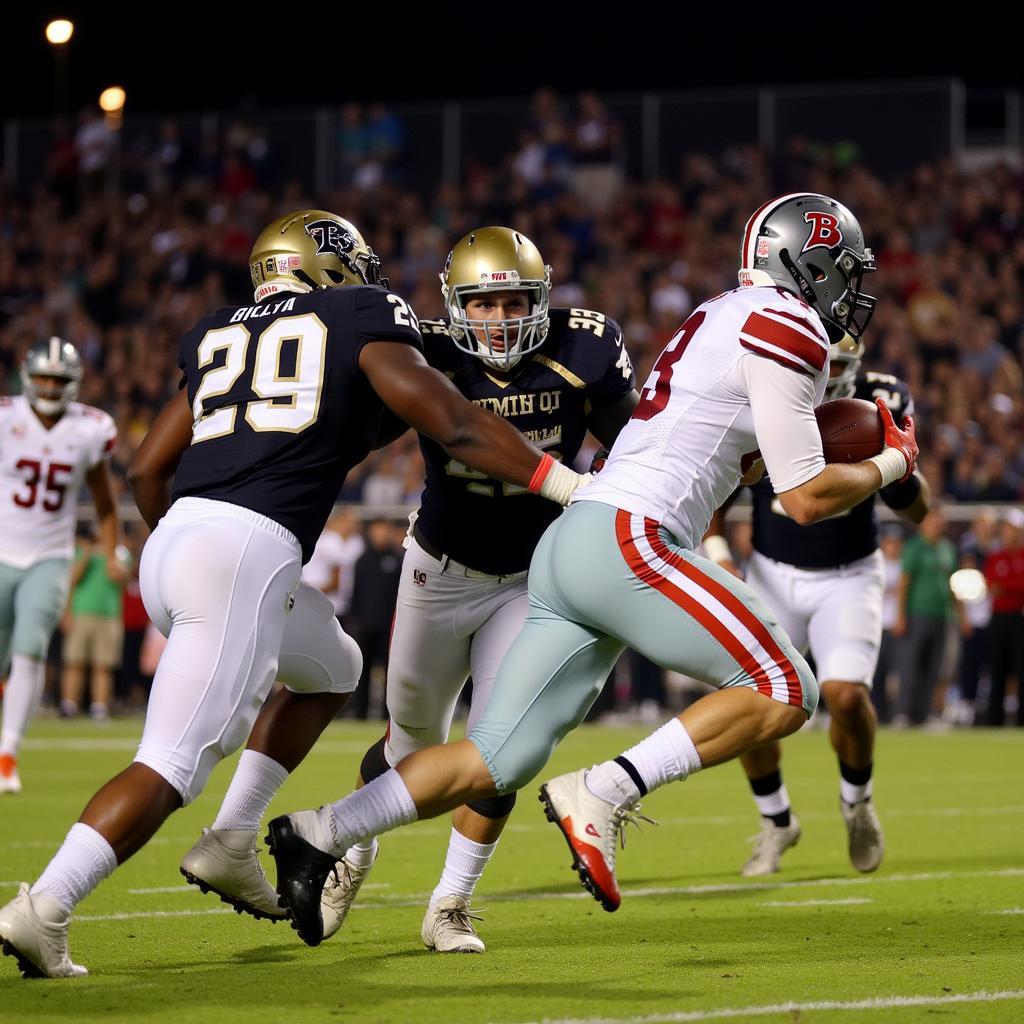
[538,769,655,913]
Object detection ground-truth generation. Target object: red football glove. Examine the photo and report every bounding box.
[590,448,611,474]
[875,398,918,483]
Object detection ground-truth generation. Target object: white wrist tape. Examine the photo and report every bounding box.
[703,535,732,564]
[867,447,908,488]
[540,462,591,506]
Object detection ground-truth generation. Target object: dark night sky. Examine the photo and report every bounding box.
[1,10,1017,119]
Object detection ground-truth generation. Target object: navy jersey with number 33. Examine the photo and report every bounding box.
[414,308,635,575]
[172,285,422,561]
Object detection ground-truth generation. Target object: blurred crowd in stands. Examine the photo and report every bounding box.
[3,89,1023,726]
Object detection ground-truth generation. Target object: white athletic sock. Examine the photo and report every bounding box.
[31,823,117,914]
[320,769,418,856]
[429,828,498,909]
[344,839,378,869]
[0,655,45,757]
[211,750,290,833]
[753,784,791,819]
[840,777,873,805]
[586,718,703,805]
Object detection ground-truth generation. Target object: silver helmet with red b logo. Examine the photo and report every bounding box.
[738,193,876,341]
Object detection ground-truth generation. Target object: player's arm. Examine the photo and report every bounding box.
[585,390,639,448]
[127,389,194,530]
[372,406,411,451]
[879,471,930,525]
[704,491,742,576]
[84,459,122,575]
[743,358,917,526]
[360,341,586,504]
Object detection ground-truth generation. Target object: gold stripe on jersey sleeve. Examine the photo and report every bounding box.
[534,355,585,389]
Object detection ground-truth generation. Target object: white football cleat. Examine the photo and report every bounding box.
[741,816,802,877]
[180,828,286,921]
[0,883,87,979]
[420,896,485,953]
[321,847,378,941]
[539,768,653,912]
[842,800,884,872]
[0,754,22,795]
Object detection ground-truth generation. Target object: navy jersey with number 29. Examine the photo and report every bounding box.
[172,285,422,561]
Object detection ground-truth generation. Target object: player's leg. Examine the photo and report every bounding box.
[87,616,121,720]
[0,562,24,792]
[543,508,814,909]
[420,583,531,953]
[269,514,625,945]
[805,553,885,871]
[0,504,299,978]
[0,559,70,794]
[180,581,361,920]
[735,552,810,876]
[323,544,473,941]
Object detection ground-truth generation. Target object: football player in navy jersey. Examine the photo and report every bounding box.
[0,211,591,979]
[705,334,929,877]
[188,226,638,951]
[318,226,639,952]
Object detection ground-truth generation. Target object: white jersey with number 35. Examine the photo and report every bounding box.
[0,396,117,569]
[577,286,830,549]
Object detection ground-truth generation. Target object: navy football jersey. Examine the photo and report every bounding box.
[415,308,635,575]
[751,371,915,568]
[172,286,421,561]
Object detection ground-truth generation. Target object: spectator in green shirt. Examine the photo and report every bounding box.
[893,505,967,725]
[60,535,127,720]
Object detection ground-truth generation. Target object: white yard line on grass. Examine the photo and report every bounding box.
[506,989,1024,1024]
[760,898,873,907]
[6,866,1023,908]
[75,908,235,922]
[5,804,1023,851]
[988,908,1024,915]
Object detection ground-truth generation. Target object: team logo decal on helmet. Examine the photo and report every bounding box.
[802,211,844,254]
[306,220,357,258]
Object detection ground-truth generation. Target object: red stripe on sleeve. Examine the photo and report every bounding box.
[741,311,828,371]
[740,340,813,377]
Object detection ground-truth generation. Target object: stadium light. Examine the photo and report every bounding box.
[45,19,74,45]
[99,86,126,114]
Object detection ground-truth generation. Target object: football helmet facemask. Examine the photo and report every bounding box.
[824,333,865,399]
[21,337,83,417]
[249,210,385,303]
[738,193,876,341]
[440,226,551,371]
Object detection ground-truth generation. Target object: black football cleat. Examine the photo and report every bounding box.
[265,813,338,947]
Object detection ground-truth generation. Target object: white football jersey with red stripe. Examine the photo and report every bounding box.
[0,396,117,569]
[577,286,829,549]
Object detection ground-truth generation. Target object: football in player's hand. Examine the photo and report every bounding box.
[815,398,885,463]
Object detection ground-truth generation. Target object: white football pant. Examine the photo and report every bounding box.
[745,549,885,687]
[136,498,361,804]
[384,536,529,766]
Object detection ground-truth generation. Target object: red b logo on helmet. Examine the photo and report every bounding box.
[802,211,843,253]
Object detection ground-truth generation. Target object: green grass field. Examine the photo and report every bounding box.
[1,719,1022,1024]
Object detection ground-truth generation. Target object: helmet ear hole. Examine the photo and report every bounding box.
[805,262,827,283]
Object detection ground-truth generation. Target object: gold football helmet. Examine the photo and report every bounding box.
[249,210,384,303]
[825,332,865,399]
[440,226,551,370]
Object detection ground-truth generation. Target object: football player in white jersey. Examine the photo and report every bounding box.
[265,194,921,943]
[0,339,120,794]
[704,336,929,879]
